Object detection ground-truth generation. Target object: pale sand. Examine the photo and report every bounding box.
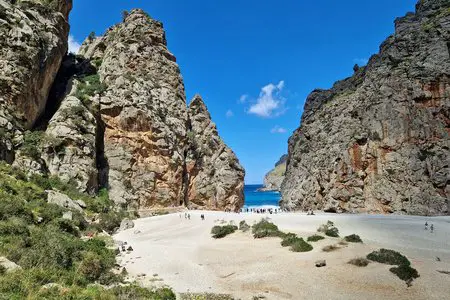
[114,211,450,299]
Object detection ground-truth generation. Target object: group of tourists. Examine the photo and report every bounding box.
[241,207,283,214]
[424,222,435,233]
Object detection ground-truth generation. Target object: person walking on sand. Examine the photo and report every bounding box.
[188,214,191,220]
[425,221,428,230]
[430,224,434,233]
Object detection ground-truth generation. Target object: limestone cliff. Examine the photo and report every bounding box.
[281,0,450,215]
[186,95,245,211]
[0,0,72,163]
[260,154,287,192]
[6,8,244,211]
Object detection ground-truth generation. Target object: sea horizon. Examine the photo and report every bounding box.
[243,184,281,209]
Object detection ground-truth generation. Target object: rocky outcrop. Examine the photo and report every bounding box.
[73,10,244,211]
[260,154,287,192]
[186,95,245,211]
[0,0,72,163]
[281,0,450,215]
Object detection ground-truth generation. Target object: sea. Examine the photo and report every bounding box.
[243,184,281,210]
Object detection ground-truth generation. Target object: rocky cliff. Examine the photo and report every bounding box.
[260,154,287,192]
[0,7,245,212]
[281,0,450,215]
[186,95,245,211]
[0,0,72,162]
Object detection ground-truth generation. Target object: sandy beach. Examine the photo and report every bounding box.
[114,211,450,299]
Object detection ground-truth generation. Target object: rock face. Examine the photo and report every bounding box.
[186,95,245,211]
[281,0,450,215]
[52,9,244,211]
[261,154,287,192]
[0,0,72,162]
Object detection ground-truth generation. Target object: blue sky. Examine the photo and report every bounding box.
[69,0,417,184]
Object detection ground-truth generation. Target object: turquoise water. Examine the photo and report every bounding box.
[244,184,281,208]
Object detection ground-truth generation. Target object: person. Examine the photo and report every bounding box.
[188,214,191,220]
[184,213,187,219]
[430,224,434,233]
[201,214,205,221]
[424,221,428,230]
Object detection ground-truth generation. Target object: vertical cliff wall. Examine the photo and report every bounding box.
[281,0,450,215]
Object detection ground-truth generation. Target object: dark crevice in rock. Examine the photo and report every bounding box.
[95,114,109,190]
[182,118,193,207]
[33,54,96,131]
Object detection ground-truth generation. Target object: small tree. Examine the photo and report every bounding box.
[122,10,129,21]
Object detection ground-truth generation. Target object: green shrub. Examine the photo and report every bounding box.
[239,220,250,232]
[344,234,362,243]
[280,233,298,247]
[307,234,325,242]
[348,257,370,267]
[290,238,313,252]
[390,264,420,281]
[75,74,107,102]
[325,227,339,237]
[0,265,6,275]
[366,249,410,266]
[211,225,238,239]
[252,219,282,238]
[20,131,44,160]
[98,210,128,234]
[318,220,339,237]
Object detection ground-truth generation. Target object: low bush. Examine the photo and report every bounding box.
[180,292,233,300]
[252,219,282,238]
[307,234,325,242]
[211,225,238,239]
[389,264,420,281]
[344,234,363,243]
[98,210,129,234]
[290,238,313,252]
[318,220,339,237]
[325,227,339,237]
[239,220,250,232]
[366,249,410,266]
[322,244,340,252]
[348,257,370,267]
[280,233,313,252]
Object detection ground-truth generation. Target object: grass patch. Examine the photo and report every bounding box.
[322,244,340,252]
[344,234,362,243]
[211,225,238,239]
[366,249,410,266]
[307,234,325,242]
[252,219,282,238]
[348,257,370,267]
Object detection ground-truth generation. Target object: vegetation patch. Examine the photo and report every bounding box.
[367,248,419,284]
[389,264,420,282]
[317,220,339,237]
[307,234,325,242]
[280,233,313,252]
[252,219,282,238]
[180,292,234,300]
[344,234,362,243]
[0,162,167,299]
[348,257,370,267]
[239,220,250,232]
[322,244,340,252]
[211,225,238,239]
[74,74,107,104]
[366,249,410,266]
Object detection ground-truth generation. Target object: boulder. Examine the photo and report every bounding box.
[46,190,83,212]
[119,219,135,231]
[315,260,326,267]
[0,257,21,272]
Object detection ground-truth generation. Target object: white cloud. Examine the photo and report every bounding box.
[270,125,287,134]
[353,58,368,65]
[226,109,234,118]
[248,80,286,118]
[68,35,81,54]
[239,94,248,104]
